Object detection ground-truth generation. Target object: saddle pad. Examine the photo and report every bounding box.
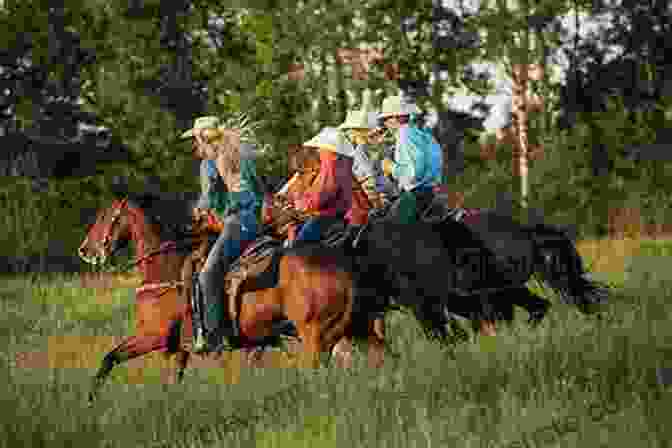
[421,198,482,225]
[240,235,279,259]
[226,237,284,296]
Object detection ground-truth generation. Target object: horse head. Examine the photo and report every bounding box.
[78,193,194,267]
[78,197,134,265]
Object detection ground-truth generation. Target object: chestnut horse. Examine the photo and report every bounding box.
[78,193,386,404]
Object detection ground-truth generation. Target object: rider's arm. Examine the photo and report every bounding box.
[390,127,417,191]
[351,144,385,207]
[298,155,349,212]
[196,160,212,210]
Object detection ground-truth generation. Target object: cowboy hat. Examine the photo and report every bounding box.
[303,127,353,157]
[180,116,222,139]
[380,95,420,118]
[338,110,370,130]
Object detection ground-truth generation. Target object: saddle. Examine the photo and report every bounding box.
[420,197,482,225]
[224,236,284,303]
[184,233,284,343]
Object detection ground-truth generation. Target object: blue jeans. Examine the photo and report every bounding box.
[198,212,257,335]
[294,215,344,245]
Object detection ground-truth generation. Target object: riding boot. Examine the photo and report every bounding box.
[227,290,243,349]
[191,273,211,353]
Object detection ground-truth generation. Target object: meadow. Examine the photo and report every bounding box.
[1,237,671,448]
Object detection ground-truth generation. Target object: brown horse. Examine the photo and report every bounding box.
[78,194,386,404]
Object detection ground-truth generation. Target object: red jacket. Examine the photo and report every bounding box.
[346,178,373,226]
[296,151,352,217]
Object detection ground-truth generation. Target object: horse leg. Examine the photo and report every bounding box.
[476,295,498,337]
[510,287,551,326]
[88,334,168,405]
[174,350,191,384]
[297,322,322,369]
[443,310,471,344]
[412,301,450,342]
[367,317,386,368]
[478,320,497,337]
[331,337,354,369]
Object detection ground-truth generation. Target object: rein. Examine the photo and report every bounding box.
[99,198,200,293]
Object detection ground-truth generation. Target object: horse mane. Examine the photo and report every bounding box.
[126,192,195,242]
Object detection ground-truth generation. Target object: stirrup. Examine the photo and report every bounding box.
[192,330,208,353]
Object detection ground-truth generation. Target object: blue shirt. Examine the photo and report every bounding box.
[389,114,443,192]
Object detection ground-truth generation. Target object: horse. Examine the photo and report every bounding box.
[267,146,610,342]
[78,193,387,404]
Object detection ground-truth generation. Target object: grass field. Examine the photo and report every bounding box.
[1,238,671,447]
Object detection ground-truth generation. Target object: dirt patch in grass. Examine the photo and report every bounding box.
[13,335,301,385]
[576,238,642,275]
[78,272,142,290]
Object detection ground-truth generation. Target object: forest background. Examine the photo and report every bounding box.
[1,0,672,273]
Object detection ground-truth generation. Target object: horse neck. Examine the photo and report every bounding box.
[127,205,188,285]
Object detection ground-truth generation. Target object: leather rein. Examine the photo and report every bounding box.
[100,197,199,294]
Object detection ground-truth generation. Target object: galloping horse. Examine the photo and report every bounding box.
[268,146,610,341]
[78,193,387,404]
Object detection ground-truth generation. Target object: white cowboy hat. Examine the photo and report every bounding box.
[180,116,222,139]
[379,95,420,118]
[337,110,381,130]
[338,110,370,130]
[303,127,353,157]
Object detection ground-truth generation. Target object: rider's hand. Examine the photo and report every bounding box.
[368,129,386,145]
[381,158,394,177]
[295,199,307,212]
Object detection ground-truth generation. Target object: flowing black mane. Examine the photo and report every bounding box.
[125,192,196,242]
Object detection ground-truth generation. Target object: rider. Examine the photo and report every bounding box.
[290,127,353,247]
[337,106,391,241]
[181,116,263,353]
[374,95,443,224]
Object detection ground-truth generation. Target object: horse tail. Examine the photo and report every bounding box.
[530,224,610,313]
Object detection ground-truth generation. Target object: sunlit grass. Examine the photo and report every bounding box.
[1,238,671,447]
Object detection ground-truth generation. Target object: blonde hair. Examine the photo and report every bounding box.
[208,128,241,174]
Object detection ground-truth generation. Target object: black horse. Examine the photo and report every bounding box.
[319,199,610,343]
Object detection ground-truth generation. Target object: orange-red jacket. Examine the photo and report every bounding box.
[295,150,353,217]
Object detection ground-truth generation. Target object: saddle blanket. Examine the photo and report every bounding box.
[225,236,284,299]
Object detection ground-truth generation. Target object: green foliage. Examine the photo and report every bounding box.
[2,0,672,254]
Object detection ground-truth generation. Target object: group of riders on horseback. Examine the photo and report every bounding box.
[76,87,611,404]
[180,91,445,354]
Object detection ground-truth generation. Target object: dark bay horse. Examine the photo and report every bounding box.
[78,193,386,404]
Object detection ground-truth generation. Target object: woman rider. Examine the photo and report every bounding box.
[181,115,263,353]
[373,95,443,224]
[290,127,353,247]
[337,106,392,241]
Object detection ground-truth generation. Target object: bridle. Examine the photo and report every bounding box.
[85,197,195,273]
[100,198,128,257]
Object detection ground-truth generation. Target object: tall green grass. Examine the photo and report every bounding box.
[1,240,671,447]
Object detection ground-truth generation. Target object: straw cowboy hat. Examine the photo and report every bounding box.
[303,127,353,158]
[338,110,380,130]
[180,116,222,139]
[380,95,420,118]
